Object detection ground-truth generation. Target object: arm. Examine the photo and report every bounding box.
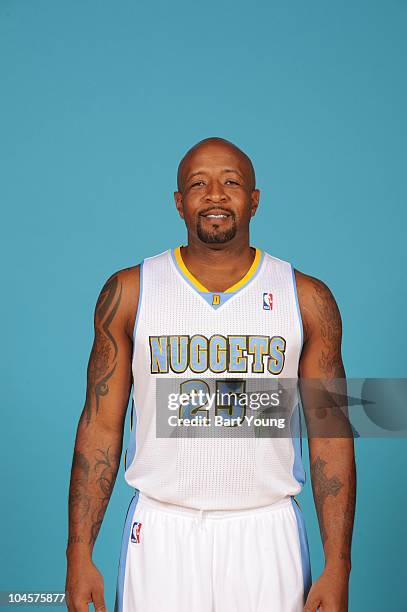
[65,266,139,612]
[296,271,356,612]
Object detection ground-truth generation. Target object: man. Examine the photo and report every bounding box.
[65,137,356,612]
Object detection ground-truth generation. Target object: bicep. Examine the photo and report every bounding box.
[298,273,345,379]
[82,270,136,432]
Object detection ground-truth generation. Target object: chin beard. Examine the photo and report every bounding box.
[196,218,237,244]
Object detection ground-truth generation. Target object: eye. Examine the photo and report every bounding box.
[225,179,239,185]
[191,180,205,187]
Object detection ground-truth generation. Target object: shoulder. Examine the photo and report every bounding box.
[98,265,140,301]
[294,269,338,307]
[96,265,140,338]
[293,269,342,344]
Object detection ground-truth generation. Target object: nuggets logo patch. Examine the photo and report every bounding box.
[131,521,142,544]
[263,292,273,311]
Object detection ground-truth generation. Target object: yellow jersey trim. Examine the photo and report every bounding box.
[174,246,262,294]
[225,247,262,292]
[174,246,208,292]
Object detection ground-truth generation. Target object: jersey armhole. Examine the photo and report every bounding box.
[132,260,145,342]
[290,264,304,353]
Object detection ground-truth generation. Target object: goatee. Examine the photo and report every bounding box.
[196,217,237,244]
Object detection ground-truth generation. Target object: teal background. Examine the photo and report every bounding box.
[1,0,406,610]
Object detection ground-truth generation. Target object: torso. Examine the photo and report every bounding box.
[123,246,307,511]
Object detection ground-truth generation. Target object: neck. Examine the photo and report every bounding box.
[180,237,257,293]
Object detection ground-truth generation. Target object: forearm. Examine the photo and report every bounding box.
[309,437,356,572]
[66,415,123,560]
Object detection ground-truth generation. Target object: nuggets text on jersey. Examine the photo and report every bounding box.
[149,334,287,374]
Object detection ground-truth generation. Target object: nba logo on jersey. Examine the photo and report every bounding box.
[131,521,142,544]
[263,292,273,310]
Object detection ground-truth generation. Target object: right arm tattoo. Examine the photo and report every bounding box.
[85,274,122,425]
[67,271,129,553]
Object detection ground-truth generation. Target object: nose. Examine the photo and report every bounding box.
[205,180,227,203]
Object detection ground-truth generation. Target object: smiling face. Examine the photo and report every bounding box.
[174,139,260,245]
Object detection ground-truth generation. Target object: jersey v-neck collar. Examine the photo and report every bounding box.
[170,245,264,310]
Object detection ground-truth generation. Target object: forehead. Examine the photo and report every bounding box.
[181,143,251,181]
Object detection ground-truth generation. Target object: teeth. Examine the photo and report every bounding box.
[206,214,227,218]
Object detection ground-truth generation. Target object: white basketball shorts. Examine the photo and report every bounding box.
[115,491,311,612]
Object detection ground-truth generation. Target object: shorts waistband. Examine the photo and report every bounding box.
[137,492,292,520]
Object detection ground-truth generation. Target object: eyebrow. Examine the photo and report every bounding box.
[186,168,244,181]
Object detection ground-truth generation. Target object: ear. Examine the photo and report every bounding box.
[250,189,260,217]
[174,191,184,219]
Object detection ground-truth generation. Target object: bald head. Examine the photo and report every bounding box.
[177,137,256,192]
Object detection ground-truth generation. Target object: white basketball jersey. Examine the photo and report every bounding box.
[124,246,306,510]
